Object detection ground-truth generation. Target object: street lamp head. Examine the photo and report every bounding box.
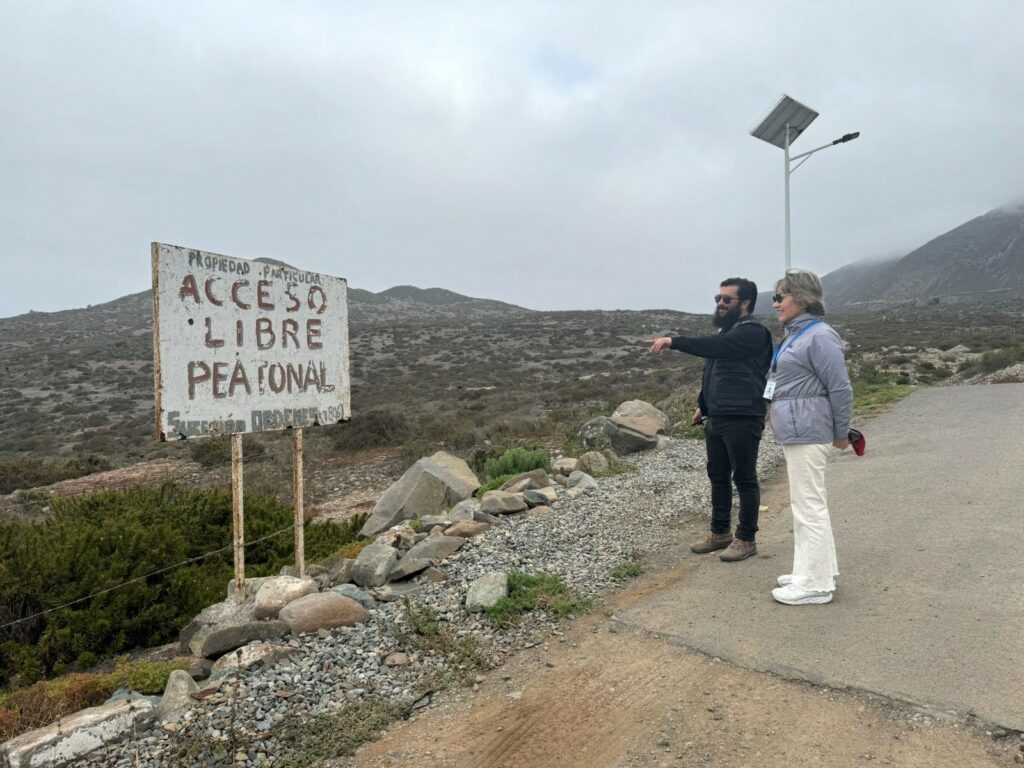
[833,131,861,145]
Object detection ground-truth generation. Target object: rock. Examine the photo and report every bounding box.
[611,400,670,432]
[552,473,569,487]
[373,582,424,602]
[374,522,417,550]
[352,543,400,588]
[306,564,332,589]
[387,557,432,582]
[195,620,290,659]
[279,593,370,634]
[225,576,274,600]
[480,490,528,515]
[444,520,491,538]
[567,471,599,491]
[499,469,551,493]
[210,642,293,676]
[563,487,585,500]
[359,451,480,537]
[155,670,198,723]
[450,498,480,521]
[606,400,669,454]
[253,576,319,620]
[579,416,614,451]
[384,652,411,667]
[529,505,553,514]
[418,515,450,533]
[474,510,502,525]
[179,594,259,654]
[402,535,467,563]
[330,583,376,610]
[0,696,155,768]
[466,572,509,612]
[577,451,609,476]
[187,658,214,681]
[523,487,558,507]
[552,457,579,476]
[325,557,355,586]
[422,567,448,582]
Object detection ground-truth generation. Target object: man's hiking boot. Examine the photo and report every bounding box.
[719,538,757,562]
[690,531,733,554]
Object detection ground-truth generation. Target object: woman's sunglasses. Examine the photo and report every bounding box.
[772,293,789,303]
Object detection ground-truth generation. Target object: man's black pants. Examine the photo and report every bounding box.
[704,416,764,542]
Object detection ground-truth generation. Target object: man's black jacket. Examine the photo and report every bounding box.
[670,316,773,419]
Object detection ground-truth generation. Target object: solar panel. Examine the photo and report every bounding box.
[750,95,819,149]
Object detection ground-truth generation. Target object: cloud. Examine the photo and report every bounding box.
[1,0,1023,317]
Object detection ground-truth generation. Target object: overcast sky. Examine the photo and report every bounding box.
[2,1,1022,318]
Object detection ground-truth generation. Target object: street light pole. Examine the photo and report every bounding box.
[751,95,859,272]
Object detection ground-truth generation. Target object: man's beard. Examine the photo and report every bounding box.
[712,302,742,329]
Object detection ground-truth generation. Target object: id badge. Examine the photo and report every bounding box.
[763,379,776,401]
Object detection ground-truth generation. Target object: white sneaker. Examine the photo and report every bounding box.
[771,583,833,605]
[777,574,793,587]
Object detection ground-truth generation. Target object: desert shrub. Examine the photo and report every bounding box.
[482,447,550,481]
[0,485,364,682]
[0,454,112,495]
[188,435,265,468]
[979,345,1024,373]
[484,571,592,627]
[475,474,516,498]
[331,409,411,451]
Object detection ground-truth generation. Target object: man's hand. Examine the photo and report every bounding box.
[647,337,672,353]
[691,407,703,426]
[833,439,850,450]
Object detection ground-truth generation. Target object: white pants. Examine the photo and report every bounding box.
[782,443,839,592]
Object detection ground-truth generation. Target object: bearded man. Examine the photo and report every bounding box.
[648,277,773,561]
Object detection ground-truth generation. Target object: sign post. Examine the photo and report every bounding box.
[152,243,350,598]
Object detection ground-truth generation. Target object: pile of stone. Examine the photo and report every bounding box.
[0,400,675,768]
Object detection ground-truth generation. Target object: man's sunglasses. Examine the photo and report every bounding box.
[713,295,737,304]
[772,293,789,304]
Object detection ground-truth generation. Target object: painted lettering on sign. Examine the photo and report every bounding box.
[152,243,351,440]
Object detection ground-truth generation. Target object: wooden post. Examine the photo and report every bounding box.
[231,433,245,600]
[293,428,305,578]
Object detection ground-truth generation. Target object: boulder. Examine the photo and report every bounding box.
[325,557,355,586]
[606,400,669,454]
[389,534,466,581]
[523,487,557,507]
[187,658,214,681]
[422,567,448,582]
[499,469,551,493]
[0,697,155,768]
[179,596,257,655]
[444,520,491,538]
[210,642,293,676]
[254,576,319,620]
[466,572,509,612]
[579,416,614,451]
[449,498,479,521]
[225,576,273,600]
[552,457,579,475]
[577,451,609,476]
[480,490,528,515]
[194,620,290,659]
[567,471,599,492]
[155,670,198,723]
[330,583,376,610]
[279,593,370,634]
[474,510,502,525]
[418,515,450,532]
[359,452,480,537]
[374,522,417,551]
[351,543,400,588]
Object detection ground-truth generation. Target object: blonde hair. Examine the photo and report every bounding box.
[775,268,825,316]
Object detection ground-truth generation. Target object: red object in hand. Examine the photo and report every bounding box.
[848,428,866,456]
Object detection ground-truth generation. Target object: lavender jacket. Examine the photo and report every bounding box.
[769,313,853,445]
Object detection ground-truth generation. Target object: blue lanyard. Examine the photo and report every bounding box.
[771,320,822,374]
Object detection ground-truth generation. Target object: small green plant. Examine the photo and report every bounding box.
[610,557,644,581]
[482,447,549,481]
[475,474,516,498]
[395,605,488,681]
[485,571,593,628]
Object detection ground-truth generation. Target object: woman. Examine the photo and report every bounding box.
[767,269,853,606]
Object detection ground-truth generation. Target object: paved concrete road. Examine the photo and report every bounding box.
[618,383,1024,730]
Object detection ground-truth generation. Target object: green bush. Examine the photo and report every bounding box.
[0,484,364,682]
[0,455,113,495]
[485,571,592,628]
[482,447,550,482]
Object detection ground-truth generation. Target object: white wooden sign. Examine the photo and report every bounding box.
[152,243,350,440]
